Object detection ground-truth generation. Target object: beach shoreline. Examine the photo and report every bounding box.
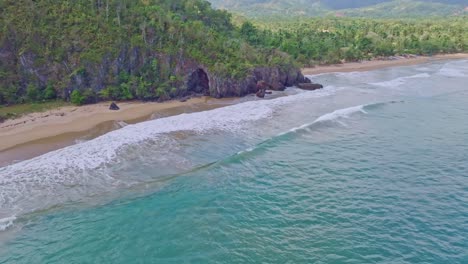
[0,97,239,166]
[1,53,467,167]
[302,53,468,75]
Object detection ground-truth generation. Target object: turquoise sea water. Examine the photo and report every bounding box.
[1,59,468,263]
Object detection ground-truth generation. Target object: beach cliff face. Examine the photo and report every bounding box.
[1,43,307,101]
[206,67,310,98]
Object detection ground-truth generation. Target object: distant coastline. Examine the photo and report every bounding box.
[302,53,468,75]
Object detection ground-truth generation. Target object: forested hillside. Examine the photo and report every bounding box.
[1,0,467,110]
[0,0,304,106]
[240,17,467,65]
[209,0,467,18]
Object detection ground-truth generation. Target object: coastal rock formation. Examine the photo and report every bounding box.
[297,83,324,91]
[0,43,310,103]
[187,69,210,95]
[256,81,270,98]
[109,102,120,111]
[206,67,310,98]
[256,89,265,98]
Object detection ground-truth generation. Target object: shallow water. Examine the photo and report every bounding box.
[1,59,468,263]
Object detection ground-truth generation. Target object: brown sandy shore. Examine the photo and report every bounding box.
[0,97,239,166]
[302,53,468,75]
[1,53,467,167]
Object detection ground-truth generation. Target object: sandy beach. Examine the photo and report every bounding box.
[302,53,468,75]
[1,53,467,166]
[0,97,238,166]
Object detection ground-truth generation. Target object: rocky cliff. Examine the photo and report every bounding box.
[1,41,308,103]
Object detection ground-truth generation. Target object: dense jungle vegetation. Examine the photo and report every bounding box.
[209,0,467,18]
[0,0,297,106]
[239,17,468,65]
[0,0,467,111]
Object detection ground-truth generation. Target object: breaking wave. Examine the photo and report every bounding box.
[370,73,430,87]
[0,216,16,232]
[238,100,401,157]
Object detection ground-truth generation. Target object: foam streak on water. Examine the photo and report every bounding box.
[370,73,430,87]
[0,217,15,232]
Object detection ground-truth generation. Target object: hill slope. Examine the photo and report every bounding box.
[0,0,306,106]
[208,0,467,18]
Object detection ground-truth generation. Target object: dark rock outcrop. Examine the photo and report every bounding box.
[297,83,324,91]
[187,69,209,94]
[109,102,120,111]
[207,67,310,98]
[256,81,270,98]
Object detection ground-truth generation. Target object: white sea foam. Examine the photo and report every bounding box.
[115,121,128,128]
[74,138,88,144]
[0,86,341,222]
[437,67,467,77]
[289,104,367,133]
[336,71,373,79]
[416,67,431,72]
[0,216,16,231]
[241,104,368,156]
[370,73,430,87]
[315,105,367,122]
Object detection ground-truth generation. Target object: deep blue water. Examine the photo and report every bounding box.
[1,59,468,263]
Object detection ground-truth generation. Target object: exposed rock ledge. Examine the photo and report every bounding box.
[205,67,311,98]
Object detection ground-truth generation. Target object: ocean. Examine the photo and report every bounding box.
[1,59,467,263]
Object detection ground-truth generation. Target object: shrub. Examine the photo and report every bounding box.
[26,84,40,102]
[120,83,134,100]
[98,88,111,100]
[170,87,178,97]
[43,84,57,100]
[155,87,167,98]
[70,90,85,105]
[3,86,19,104]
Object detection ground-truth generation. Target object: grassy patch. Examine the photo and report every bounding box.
[0,101,70,122]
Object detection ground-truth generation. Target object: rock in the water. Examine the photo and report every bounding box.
[297,83,324,91]
[109,102,120,110]
[265,91,273,95]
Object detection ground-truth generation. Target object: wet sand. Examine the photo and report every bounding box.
[302,53,468,75]
[0,97,239,166]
